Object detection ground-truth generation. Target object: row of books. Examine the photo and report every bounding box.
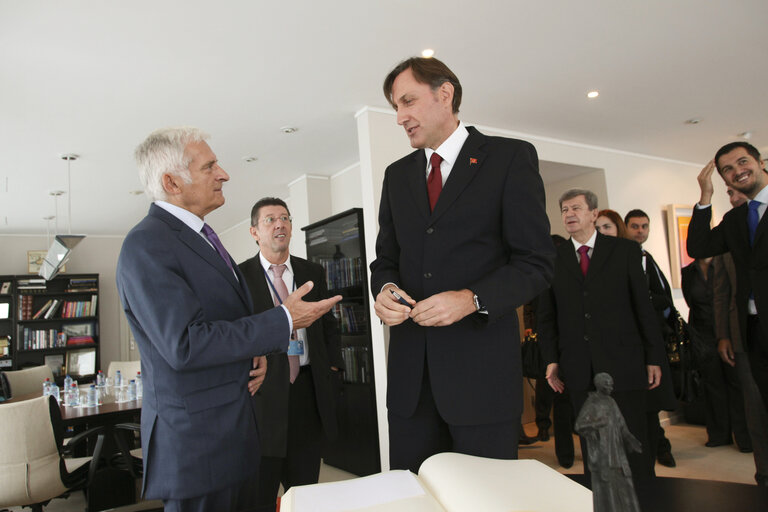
[17,278,46,291]
[18,328,95,351]
[317,257,364,290]
[0,335,9,357]
[332,304,367,334]
[20,295,98,320]
[66,277,98,293]
[307,222,359,247]
[18,328,66,350]
[341,346,372,384]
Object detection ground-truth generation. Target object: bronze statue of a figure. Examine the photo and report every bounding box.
[575,372,642,512]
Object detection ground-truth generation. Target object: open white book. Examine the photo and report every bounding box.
[280,453,593,512]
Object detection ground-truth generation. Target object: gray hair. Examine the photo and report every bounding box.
[558,189,598,211]
[134,127,209,201]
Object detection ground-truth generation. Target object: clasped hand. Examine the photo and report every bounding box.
[374,285,475,327]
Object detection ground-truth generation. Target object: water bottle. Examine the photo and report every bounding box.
[50,383,60,402]
[127,380,137,401]
[96,370,105,387]
[68,383,79,406]
[63,374,73,391]
[42,378,52,396]
[135,371,143,399]
[86,385,98,407]
[115,370,123,388]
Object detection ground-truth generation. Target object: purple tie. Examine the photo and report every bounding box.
[578,245,590,276]
[201,223,234,273]
[270,264,300,384]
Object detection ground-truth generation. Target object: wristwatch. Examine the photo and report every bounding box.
[473,294,487,313]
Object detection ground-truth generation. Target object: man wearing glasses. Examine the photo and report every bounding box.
[239,197,343,512]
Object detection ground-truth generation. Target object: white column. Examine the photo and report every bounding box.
[286,175,331,259]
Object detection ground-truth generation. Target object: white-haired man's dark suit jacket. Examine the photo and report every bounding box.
[117,204,289,502]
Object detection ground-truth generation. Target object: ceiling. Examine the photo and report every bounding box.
[1,0,766,236]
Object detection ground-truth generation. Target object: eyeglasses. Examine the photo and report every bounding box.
[261,215,292,225]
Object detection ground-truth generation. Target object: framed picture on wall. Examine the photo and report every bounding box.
[27,250,65,274]
[665,204,703,288]
[65,347,96,378]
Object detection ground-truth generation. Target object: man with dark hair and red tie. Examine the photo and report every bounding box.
[537,188,665,486]
[371,56,555,472]
[117,128,340,512]
[238,197,344,512]
[688,141,768,414]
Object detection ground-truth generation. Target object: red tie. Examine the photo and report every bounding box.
[270,264,300,383]
[428,152,443,212]
[578,246,590,276]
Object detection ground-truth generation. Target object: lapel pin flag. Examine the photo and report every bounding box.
[469,157,477,165]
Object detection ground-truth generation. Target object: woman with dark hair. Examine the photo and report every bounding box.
[596,209,628,239]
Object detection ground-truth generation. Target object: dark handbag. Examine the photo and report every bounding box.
[521,332,546,380]
[665,310,700,403]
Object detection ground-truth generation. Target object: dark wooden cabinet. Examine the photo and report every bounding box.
[303,208,380,476]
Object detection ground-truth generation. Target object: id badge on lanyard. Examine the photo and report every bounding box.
[264,267,305,357]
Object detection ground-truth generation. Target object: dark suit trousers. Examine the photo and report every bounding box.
[254,366,322,512]
[388,361,519,473]
[747,316,768,414]
[735,352,768,483]
[535,378,575,462]
[162,470,260,512]
[699,350,751,448]
[571,389,653,485]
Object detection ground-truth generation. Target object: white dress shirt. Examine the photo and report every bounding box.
[571,229,597,262]
[424,121,470,186]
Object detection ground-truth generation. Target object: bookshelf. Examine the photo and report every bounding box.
[0,277,14,371]
[11,273,100,383]
[303,208,380,476]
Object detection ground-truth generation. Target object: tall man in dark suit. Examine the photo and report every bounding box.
[117,127,340,512]
[538,189,665,483]
[239,197,344,512]
[688,141,768,414]
[714,185,768,484]
[624,209,678,468]
[370,57,555,472]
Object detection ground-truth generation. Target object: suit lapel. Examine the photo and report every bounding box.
[290,256,311,288]
[149,205,251,308]
[586,233,613,281]
[431,128,486,223]
[731,203,750,249]
[562,240,584,283]
[177,228,250,307]
[406,151,431,222]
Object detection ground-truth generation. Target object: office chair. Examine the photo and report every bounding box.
[0,364,55,398]
[0,395,104,512]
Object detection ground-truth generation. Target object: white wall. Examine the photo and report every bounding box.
[0,235,126,369]
[330,163,363,214]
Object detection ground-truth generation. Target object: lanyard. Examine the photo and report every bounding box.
[262,266,296,305]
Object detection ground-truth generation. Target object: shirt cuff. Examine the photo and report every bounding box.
[695,203,712,209]
[279,304,293,333]
[381,282,397,294]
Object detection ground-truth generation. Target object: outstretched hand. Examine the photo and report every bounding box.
[283,281,342,330]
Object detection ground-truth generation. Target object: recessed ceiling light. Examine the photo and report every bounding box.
[59,153,79,161]
[587,90,599,99]
[738,131,752,139]
[242,156,258,163]
[422,49,435,58]
[685,118,702,125]
[128,190,144,195]
[280,126,298,134]
[49,190,65,197]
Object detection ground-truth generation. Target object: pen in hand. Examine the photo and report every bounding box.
[390,289,412,309]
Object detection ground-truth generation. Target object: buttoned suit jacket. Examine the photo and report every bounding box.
[538,233,666,392]
[688,203,768,348]
[370,126,555,425]
[239,254,342,457]
[116,204,289,500]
